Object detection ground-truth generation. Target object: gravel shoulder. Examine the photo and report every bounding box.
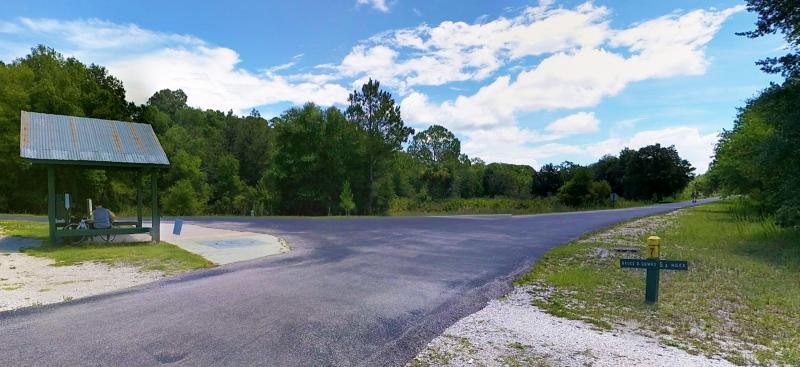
[409,285,733,367]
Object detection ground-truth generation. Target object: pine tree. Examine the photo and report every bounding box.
[339,180,356,216]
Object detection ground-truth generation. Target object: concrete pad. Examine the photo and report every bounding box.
[0,236,42,252]
[118,222,289,265]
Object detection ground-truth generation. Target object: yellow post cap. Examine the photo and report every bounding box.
[647,236,661,245]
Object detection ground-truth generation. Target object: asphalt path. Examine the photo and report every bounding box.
[0,199,715,366]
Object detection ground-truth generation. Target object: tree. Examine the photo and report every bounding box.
[483,163,534,198]
[147,89,188,116]
[623,144,695,201]
[558,168,612,206]
[737,0,800,78]
[340,180,356,215]
[590,155,625,196]
[711,80,800,226]
[532,163,564,197]
[408,125,461,165]
[346,79,414,213]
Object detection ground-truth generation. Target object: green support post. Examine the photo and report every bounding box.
[47,166,57,245]
[137,170,143,228]
[151,171,160,243]
[645,236,661,304]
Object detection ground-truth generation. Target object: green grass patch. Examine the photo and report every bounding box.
[0,220,48,239]
[1,220,214,275]
[516,201,800,366]
[21,241,215,274]
[388,196,651,216]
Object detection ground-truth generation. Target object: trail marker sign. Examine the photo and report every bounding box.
[620,236,688,304]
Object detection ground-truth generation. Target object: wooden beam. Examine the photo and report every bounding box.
[151,171,160,243]
[47,166,57,245]
[56,227,151,237]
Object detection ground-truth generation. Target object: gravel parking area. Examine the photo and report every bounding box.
[409,285,734,367]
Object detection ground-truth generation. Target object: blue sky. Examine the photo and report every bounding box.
[0,0,785,172]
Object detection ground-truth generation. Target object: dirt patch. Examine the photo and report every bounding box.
[0,237,162,312]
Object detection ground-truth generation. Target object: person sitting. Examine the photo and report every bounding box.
[91,204,116,229]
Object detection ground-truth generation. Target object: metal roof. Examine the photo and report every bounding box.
[19,111,170,167]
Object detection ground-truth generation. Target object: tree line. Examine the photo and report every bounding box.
[706,0,800,227]
[0,46,696,216]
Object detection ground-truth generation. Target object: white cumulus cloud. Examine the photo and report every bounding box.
[546,112,599,134]
[0,18,349,113]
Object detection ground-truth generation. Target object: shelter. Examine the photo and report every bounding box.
[19,111,170,244]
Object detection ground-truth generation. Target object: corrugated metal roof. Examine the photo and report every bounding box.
[19,111,170,166]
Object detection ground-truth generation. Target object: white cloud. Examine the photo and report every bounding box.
[401,5,742,131]
[357,0,390,13]
[545,112,599,134]
[463,126,717,173]
[334,1,612,93]
[0,18,349,113]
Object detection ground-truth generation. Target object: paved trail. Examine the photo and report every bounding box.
[0,200,714,366]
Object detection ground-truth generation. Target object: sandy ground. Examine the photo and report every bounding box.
[0,235,163,313]
[409,286,733,367]
[0,251,162,312]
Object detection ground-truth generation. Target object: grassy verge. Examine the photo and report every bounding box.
[515,201,800,366]
[388,196,651,216]
[0,220,214,274]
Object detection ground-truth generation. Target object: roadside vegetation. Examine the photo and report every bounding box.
[1,47,695,218]
[516,200,800,366]
[0,220,214,274]
[387,196,649,216]
[706,1,800,228]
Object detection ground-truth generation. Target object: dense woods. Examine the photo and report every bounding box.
[707,0,800,227]
[0,46,697,216]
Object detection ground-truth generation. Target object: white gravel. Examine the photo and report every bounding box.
[410,286,734,367]
[0,237,163,312]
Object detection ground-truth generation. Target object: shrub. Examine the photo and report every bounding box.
[776,205,800,228]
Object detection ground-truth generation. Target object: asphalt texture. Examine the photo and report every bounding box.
[0,199,715,366]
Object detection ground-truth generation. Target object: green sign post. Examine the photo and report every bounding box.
[620,236,688,304]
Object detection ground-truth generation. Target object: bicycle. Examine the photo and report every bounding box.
[63,214,117,244]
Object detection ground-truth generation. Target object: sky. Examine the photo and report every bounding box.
[0,0,785,173]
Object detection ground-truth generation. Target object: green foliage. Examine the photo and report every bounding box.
[339,180,356,215]
[346,79,414,213]
[0,46,700,217]
[163,179,206,216]
[711,80,800,226]
[408,124,461,164]
[531,163,563,197]
[483,163,534,199]
[623,144,695,200]
[557,168,611,206]
[738,0,800,78]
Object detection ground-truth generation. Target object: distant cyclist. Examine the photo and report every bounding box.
[91,204,116,229]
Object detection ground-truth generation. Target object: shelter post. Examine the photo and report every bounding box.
[137,170,143,228]
[47,166,56,245]
[151,171,160,243]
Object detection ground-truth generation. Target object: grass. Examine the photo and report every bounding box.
[0,220,49,239]
[1,220,214,274]
[515,200,800,366]
[388,196,651,216]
